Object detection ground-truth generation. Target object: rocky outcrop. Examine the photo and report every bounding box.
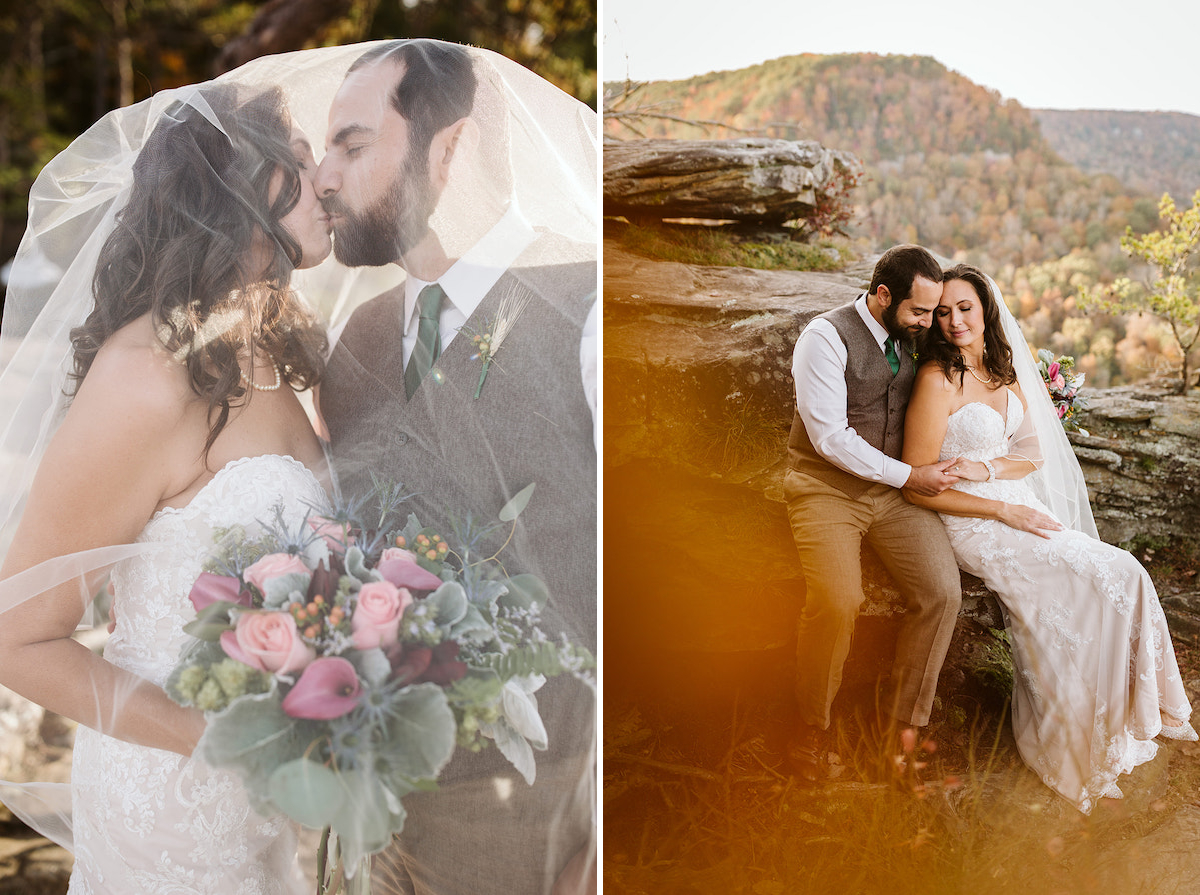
[1070,383,1200,545]
[603,138,859,224]
[603,241,1200,709]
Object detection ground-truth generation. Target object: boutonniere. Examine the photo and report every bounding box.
[468,286,533,399]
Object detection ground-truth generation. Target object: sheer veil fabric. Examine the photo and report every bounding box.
[0,38,598,870]
[988,275,1097,537]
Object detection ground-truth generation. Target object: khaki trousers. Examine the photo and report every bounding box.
[784,468,962,728]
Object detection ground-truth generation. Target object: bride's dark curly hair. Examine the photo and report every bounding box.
[70,84,328,454]
[922,263,1018,388]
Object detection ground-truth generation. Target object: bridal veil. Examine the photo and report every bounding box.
[0,38,597,861]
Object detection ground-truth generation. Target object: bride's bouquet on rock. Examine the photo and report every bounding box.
[165,480,593,894]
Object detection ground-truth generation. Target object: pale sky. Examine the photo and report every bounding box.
[601,0,1200,117]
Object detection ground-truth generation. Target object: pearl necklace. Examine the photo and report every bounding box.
[964,365,994,386]
[241,359,283,392]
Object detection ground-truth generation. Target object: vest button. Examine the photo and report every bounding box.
[395,432,409,447]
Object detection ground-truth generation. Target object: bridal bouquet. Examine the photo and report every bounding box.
[1037,349,1089,434]
[166,480,593,894]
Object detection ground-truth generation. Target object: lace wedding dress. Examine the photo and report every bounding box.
[67,455,324,894]
[939,389,1192,814]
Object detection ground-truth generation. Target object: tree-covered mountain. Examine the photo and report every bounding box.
[1032,109,1200,205]
[604,53,1200,386]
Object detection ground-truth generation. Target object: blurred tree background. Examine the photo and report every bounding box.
[0,0,597,297]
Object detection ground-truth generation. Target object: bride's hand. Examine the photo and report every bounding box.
[998,503,1063,538]
[949,459,991,483]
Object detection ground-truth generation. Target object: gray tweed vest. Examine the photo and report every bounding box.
[787,301,915,498]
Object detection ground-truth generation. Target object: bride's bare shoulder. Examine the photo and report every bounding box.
[914,360,954,393]
[74,315,192,421]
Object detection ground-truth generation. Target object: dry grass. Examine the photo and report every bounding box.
[604,687,1200,895]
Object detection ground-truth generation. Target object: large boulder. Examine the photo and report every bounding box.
[603,241,1197,716]
[603,138,860,224]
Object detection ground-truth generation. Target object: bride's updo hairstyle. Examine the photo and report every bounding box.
[925,263,1018,388]
[69,84,327,453]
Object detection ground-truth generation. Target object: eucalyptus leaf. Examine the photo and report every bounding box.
[426,581,468,626]
[449,604,492,641]
[181,600,240,641]
[498,482,535,522]
[381,683,457,780]
[267,758,344,829]
[497,573,550,612]
[344,546,375,584]
[350,648,392,687]
[200,690,312,811]
[262,573,311,609]
[331,768,406,869]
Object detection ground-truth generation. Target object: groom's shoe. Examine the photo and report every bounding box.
[786,723,826,785]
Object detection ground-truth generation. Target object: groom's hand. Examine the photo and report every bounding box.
[904,457,962,496]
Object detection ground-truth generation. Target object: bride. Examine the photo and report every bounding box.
[901,262,1195,813]
[0,83,331,890]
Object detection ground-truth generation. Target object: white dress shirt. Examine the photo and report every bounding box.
[791,293,912,489]
[401,204,597,442]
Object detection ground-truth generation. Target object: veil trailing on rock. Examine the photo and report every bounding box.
[0,38,597,886]
[989,275,1098,538]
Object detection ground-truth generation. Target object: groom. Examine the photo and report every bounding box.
[314,41,596,895]
[785,244,963,782]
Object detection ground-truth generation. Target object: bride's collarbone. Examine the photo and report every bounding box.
[156,393,321,513]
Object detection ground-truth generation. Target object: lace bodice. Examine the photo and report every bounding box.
[68,454,325,895]
[938,388,1035,509]
[105,454,327,687]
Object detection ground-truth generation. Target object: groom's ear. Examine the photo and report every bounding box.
[428,117,478,190]
[874,284,893,309]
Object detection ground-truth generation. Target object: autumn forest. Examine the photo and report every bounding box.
[604,52,1200,388]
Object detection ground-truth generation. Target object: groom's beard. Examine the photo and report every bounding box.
[325,161,437,268]
[882,301,920,342]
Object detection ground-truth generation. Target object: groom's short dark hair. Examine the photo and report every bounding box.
[350,40,476,165]
[869,245,943,303]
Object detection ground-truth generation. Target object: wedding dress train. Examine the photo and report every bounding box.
[67,455,323,894]
[938,389,1191,814]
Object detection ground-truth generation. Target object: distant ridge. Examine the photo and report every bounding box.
[1033,109,1200,203]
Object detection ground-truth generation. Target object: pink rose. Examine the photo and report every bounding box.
[1052,373,1066,391]
[376,547,443,591]
[243,553,311,594]
[220,611,315,674]
[351,581,412,649]
[308,516,353,553]
[1047,362,1060,380]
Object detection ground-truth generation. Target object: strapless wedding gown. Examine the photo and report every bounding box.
[67,455,325,894]
[939,390,1192,814]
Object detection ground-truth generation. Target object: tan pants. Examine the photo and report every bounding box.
[784,468,962,728]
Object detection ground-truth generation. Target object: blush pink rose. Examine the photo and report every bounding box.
[351,581,413,649]
[220,611,315,674]
[376,547,443,591]
[243,552,311,594]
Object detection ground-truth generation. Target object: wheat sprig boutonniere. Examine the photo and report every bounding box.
[468,286,533,399]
